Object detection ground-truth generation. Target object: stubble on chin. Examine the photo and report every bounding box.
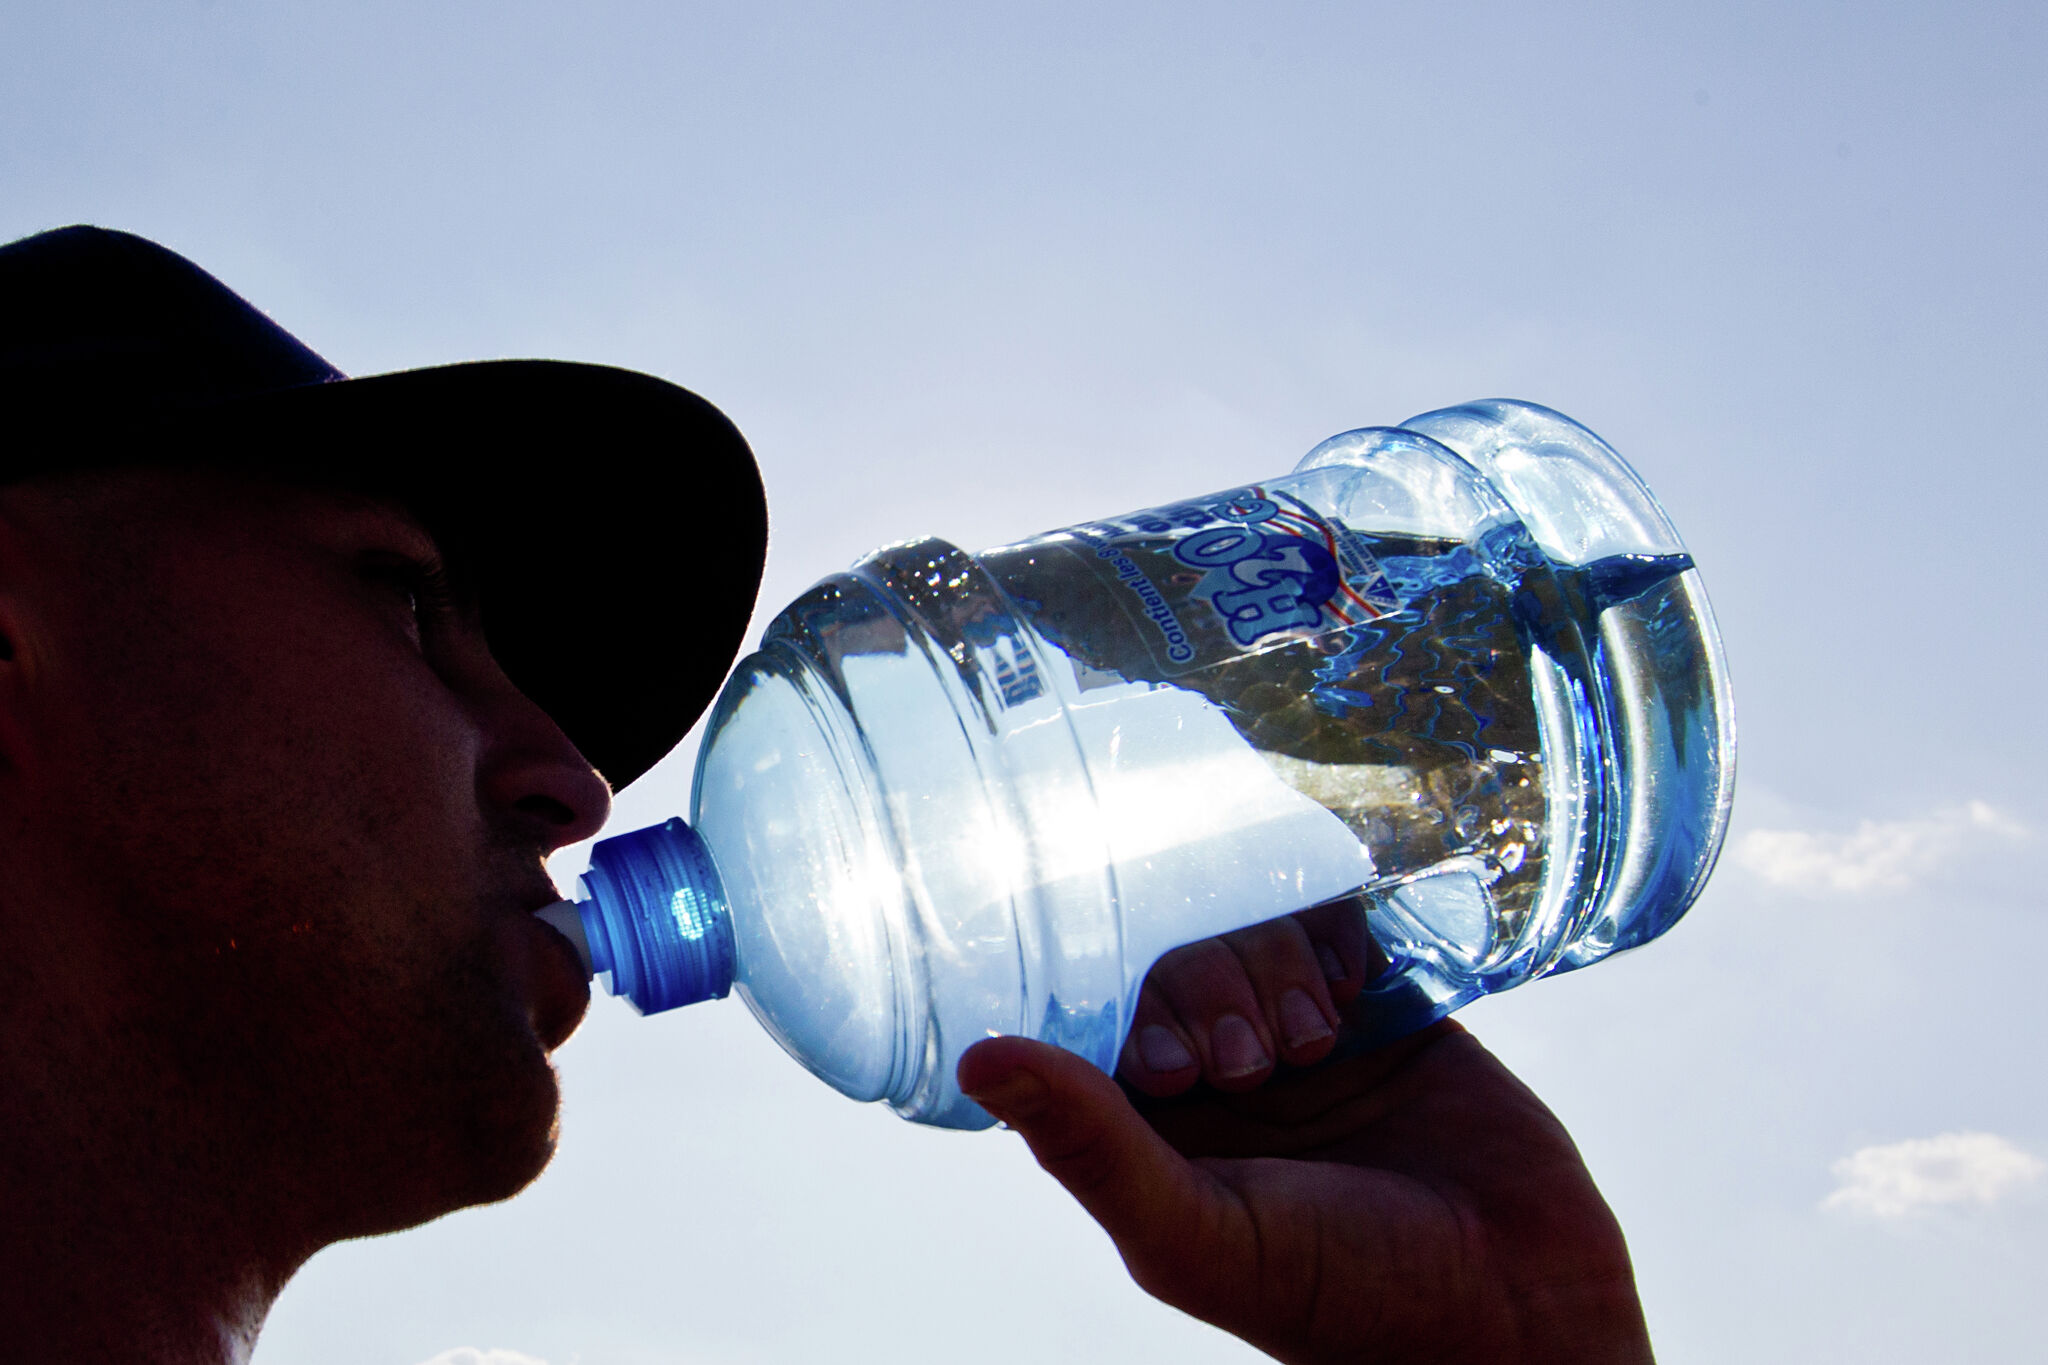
[135,915,569,1250]
[349,929,570,1232]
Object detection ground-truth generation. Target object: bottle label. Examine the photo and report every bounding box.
[1061,485,1404,676]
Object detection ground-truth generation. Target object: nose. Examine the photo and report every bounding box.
[477,691,615,853]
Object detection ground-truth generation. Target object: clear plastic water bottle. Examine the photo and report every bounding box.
[539,400,1735,1129]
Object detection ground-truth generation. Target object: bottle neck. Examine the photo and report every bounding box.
[574,817,737,1015]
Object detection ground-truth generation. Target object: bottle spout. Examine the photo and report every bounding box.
[534,899,594,976]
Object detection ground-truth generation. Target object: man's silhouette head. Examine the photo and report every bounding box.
[0,226,765,1360]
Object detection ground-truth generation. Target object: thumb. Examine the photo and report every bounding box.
[958,1036,1234,1297]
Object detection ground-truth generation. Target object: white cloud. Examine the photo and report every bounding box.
[412,1350,550,1365]
[1733,800,2028,895]
[1823,1132,2044,1217]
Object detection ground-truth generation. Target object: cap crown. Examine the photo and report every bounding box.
[1,226,345,464]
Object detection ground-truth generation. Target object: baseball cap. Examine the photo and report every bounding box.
[0,224,767,789]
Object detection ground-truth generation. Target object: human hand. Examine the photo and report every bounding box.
[957,949,1652,1364]
[1110,899,1376,1096]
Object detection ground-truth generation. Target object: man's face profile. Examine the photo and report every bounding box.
[0,466,607,1261]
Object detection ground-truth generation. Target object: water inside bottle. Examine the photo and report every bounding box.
[982,509,1688,969]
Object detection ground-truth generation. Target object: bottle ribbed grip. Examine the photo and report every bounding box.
[580,817,736,1015]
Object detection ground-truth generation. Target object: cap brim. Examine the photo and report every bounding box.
[182,360,766,791]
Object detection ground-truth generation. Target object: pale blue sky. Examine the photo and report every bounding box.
[6,3,2045,1360]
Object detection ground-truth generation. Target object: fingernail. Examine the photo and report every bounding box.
[1279,989,1334,1048]
[1315,941,1346,981]
[1137,1024,1196,1074]
[963,1067,1049,1122]
[1210,1014,1270,1079]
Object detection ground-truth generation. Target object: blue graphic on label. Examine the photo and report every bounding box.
[1071,485,1404,668]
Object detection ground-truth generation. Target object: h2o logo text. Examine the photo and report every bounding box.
[1172,523,1342,647]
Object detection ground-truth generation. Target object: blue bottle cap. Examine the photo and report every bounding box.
[577,817,736,1015]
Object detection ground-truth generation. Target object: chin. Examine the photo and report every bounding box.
[445,1058,566,1212]
[327,951,575,1240]
[332,1037,565,1241]
[428,989,573,1213]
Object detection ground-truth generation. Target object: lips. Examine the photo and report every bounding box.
[508,904,593,1051]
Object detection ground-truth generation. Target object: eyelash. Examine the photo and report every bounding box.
[367,553,458,628]
[408,559,458,621]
